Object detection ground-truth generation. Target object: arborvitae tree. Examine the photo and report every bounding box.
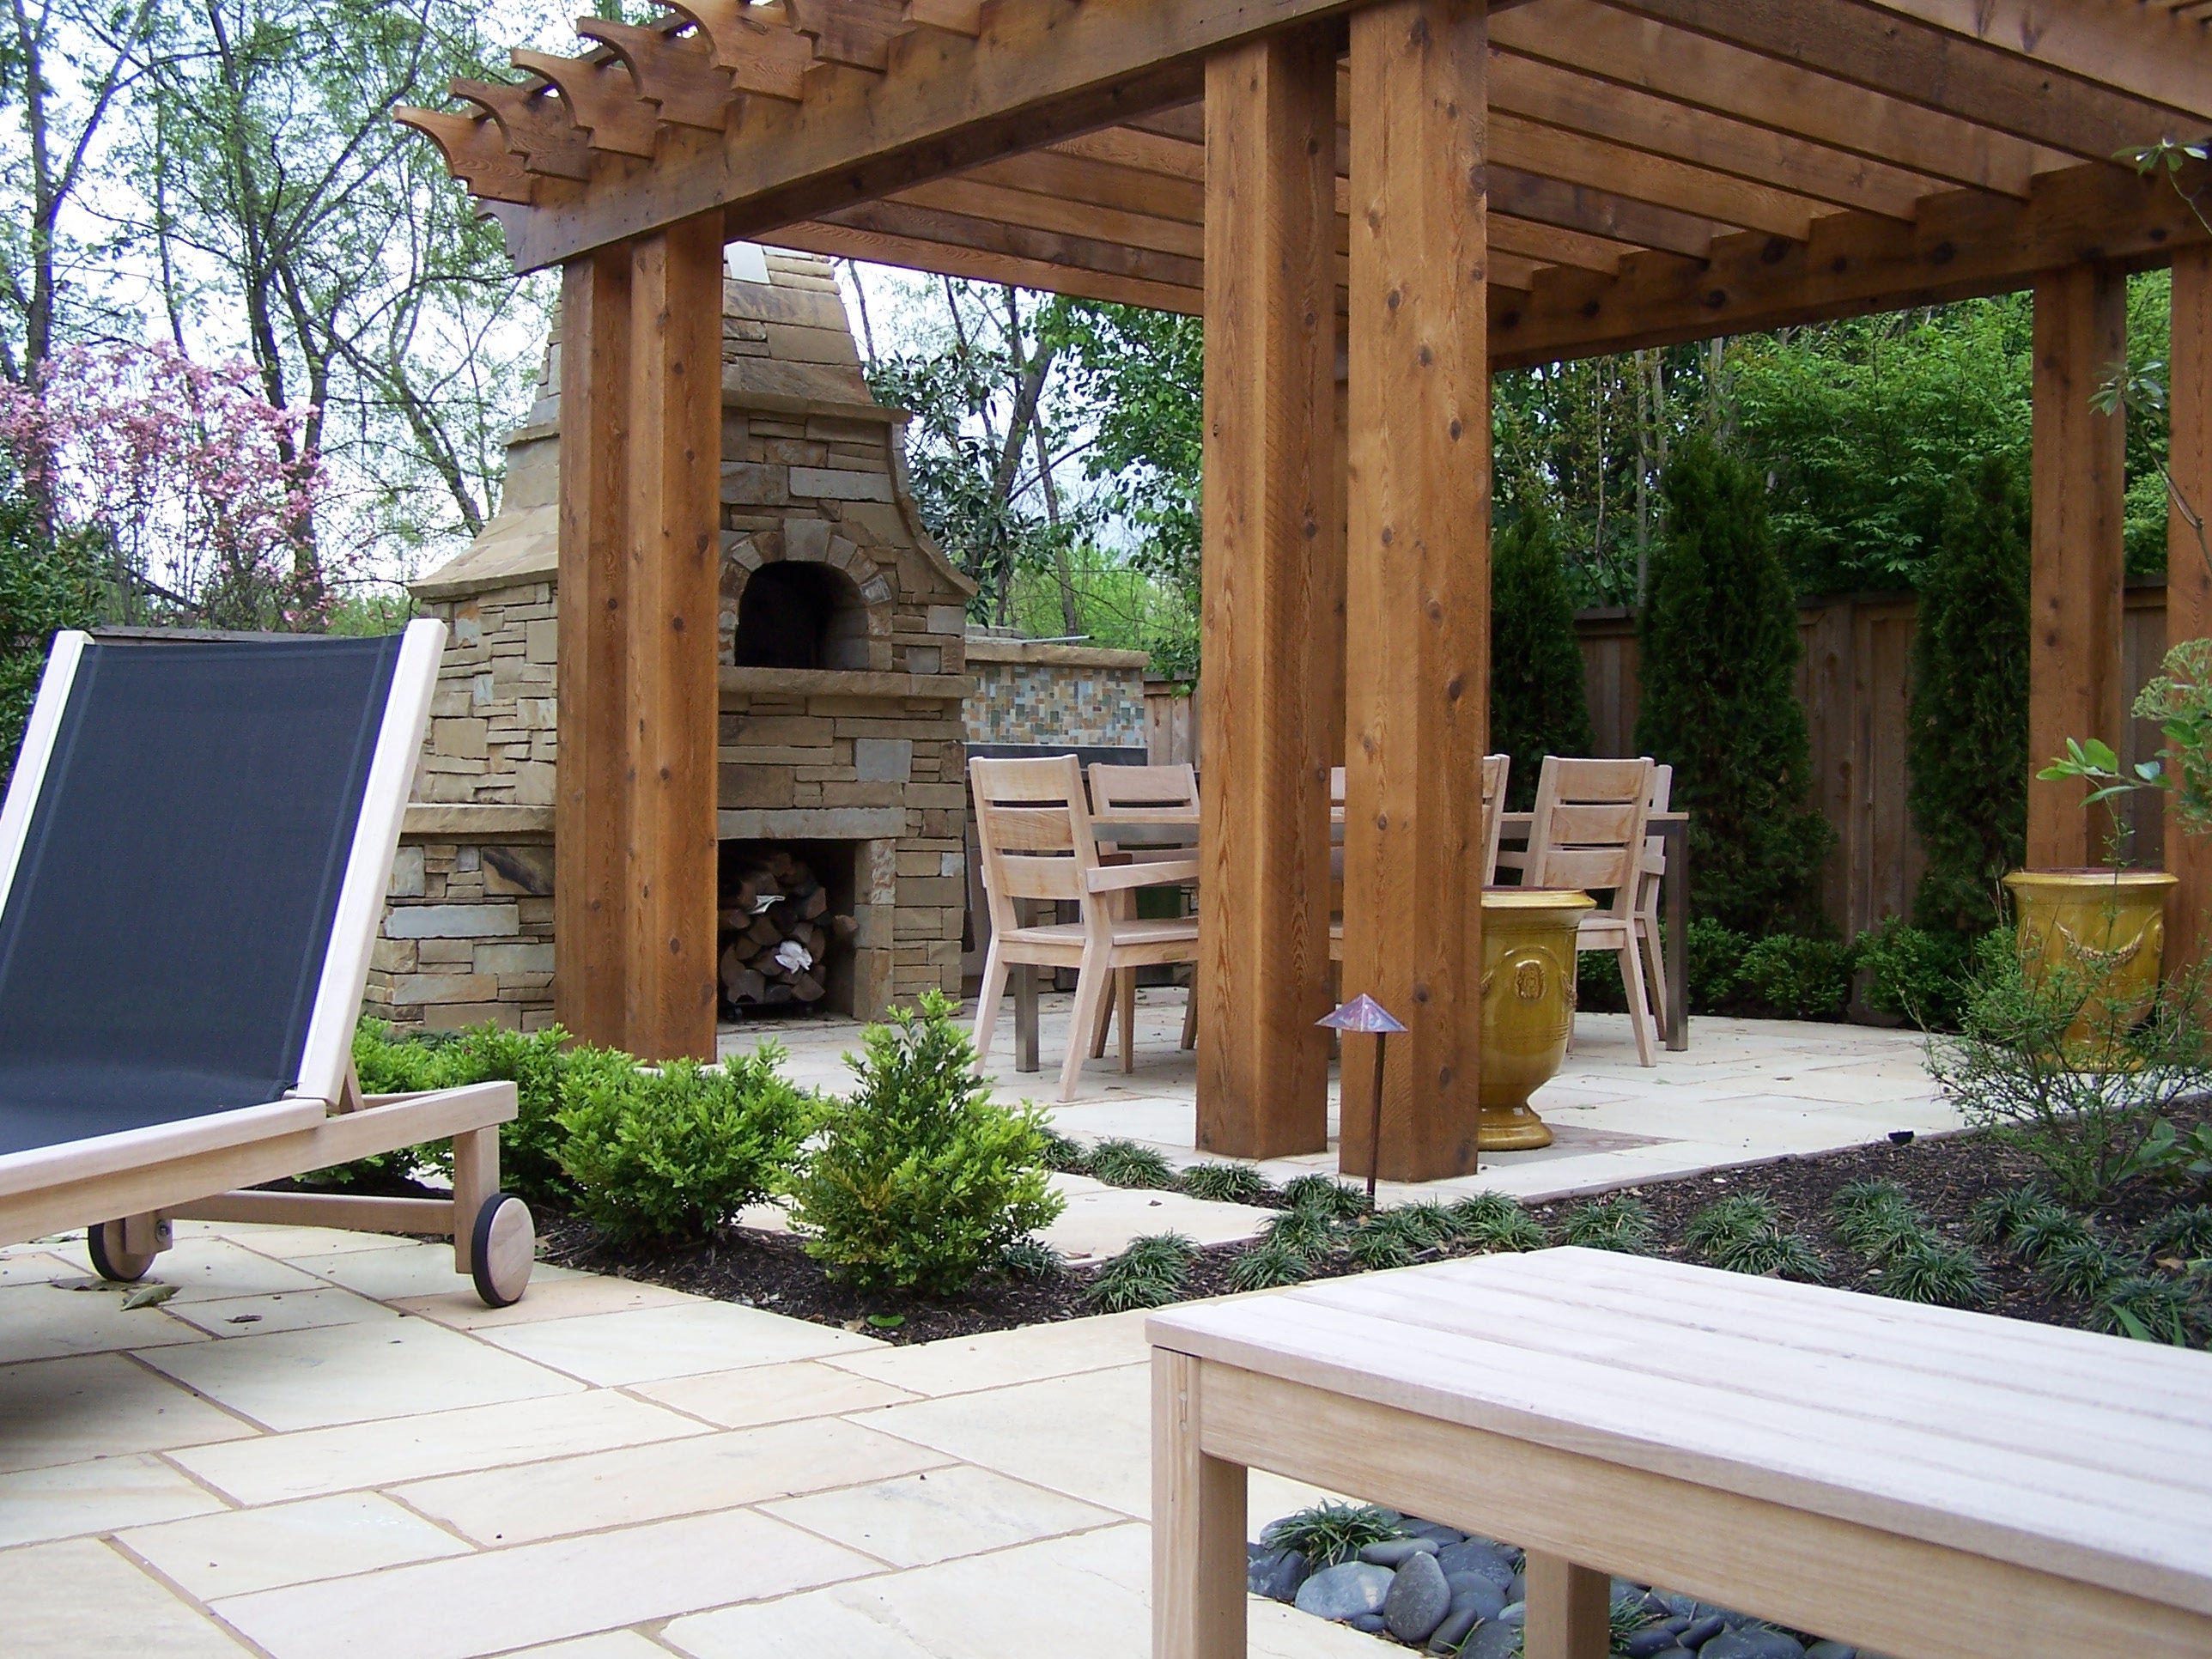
[1908,453,2029,937]
[1491,500,1595,811]
[1636,434,1833,937]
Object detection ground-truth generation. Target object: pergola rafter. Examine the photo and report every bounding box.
[398,0,2212,1182]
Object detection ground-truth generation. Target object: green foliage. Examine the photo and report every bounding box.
[1450,1192,1549,1254]
[1684,1193,1826,1281]
[1490,497,1595,811]
[1227,1240,1314,1292]
[0,482,100,787]
[1730,300,2033,592]
[2140,1206,2212,1262]
[1637,434,1832,937]
[1085,1231,1197,1312]
[1827,1180,1923,1261]
[1877,1235,1994,1308]
[1927,935,2212,1206]
[1085,1138,1179,1190]
[1036,1127,1091,1174]
[1179,1162,1273,1206]
[1965,1185,2051,1248]
[1735,934,1855,1020]
[1682,918,1749,1013]
[2096,1274,2203,1346]
[2133,638,2212,840]
[1854,918,1973,1030]
[556,1049,810,1246]
[1261,1206,1339,1260]
[1559,1195,1654,1253]
[1281,1175,1372,1219]
[1346,1211,1428,1270]
[1908,453,2029,940]
[1260,1504,1406,1569]
[998,1238,1066,1280]
[2009,1202,2096,1263]
[787,993,1063,1296]
[1391,1201,1461,1249]
[2035,1237,2124,1301]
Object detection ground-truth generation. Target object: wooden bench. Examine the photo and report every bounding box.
[1147,1248,2212,1659]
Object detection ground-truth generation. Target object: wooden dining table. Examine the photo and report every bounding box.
[1002,804,1691,1068]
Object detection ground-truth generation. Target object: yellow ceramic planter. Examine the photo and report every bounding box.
[1480,888,1596,1151]
[2002,869,2178,1061]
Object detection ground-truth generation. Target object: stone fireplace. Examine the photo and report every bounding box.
[369,246,975,1034]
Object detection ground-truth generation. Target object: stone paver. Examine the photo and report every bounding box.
[1,1006,1960,1656]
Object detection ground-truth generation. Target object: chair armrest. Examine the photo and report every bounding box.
[1494,849,1530,872]
[1087,859,1200,893]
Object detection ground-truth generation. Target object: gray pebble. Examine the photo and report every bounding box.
[1385,1550,1455,1644]
[1680,1613,1727,1648]
[1426,1602,1485,1655]
[1349,1613,1389,1635]
[1509,1570,1528,1602]
[1464,1621,1523,1659]
[1363,1535,1443,1567]
[1294,1561,1395,1623]
[1701,1631,1807,1659]
[1403,1519,1468,1547]
[1496,1601,1526,1627]
[1627,1627,1692,1657]
[1803,1644,1856,1659]
[1244,1544,1309,1603]
[1435,1540,1516,1593]
[1442,1574,1506,1625]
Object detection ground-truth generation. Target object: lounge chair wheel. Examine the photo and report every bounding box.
[88,1220,156,1283]
[470,1192,534,1308]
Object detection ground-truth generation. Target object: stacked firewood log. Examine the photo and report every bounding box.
[718,849,855,1010]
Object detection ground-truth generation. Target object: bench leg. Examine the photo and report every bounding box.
[451,1125,499,1277]
[1524,1550,1611,1659]
[1152,1349,1246,1659]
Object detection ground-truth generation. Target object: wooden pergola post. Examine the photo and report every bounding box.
[2027,261,2129,871]
[553,210,724,1060]
[2170,246,2212,978]
[1194,27,1340,1159]
[1340,0,1492,1182]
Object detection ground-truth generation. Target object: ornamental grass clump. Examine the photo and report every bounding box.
[1828,1179,1927,1262]
[1260,1206,1338,1261]
[786,992,1062,1297]
[556,1047,810,1245]
[1282,1174,1372,1219]
[1684,1193,1826,1281]
[1345,1210,1428,1271]
[1559,1195,1655,1253]
[1087,1232,1198,1311]
[2034,1236,2125,1302]
[1180,1161,1274,1205]
[1261,1503,1406,1569]
[1227,1240,1313,1292]
[1876,1235,1994,1308]
[2096,1273,2203,1346]
[1452,1192,1549,1254]
[1965,1185,2051,1248]
[1085,1137,1179,1190]
[2141,1205,2212,1262]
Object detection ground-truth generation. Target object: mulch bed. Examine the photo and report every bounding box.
[532,1106,2209,1346]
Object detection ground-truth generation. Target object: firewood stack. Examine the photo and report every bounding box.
[718,849,855,1012]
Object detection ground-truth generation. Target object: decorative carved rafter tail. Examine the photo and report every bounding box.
[510,49,660,157]
[450,76,595,180]
[392,106,535,204]
[666,1,815,98]
[576,16,741,131]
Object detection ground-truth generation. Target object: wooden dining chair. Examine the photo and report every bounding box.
[1633,763,1674,1034]
[1085,763,1202,1067]
[1523,755,1659,1066]
[1328,755,1510,963]
[969,755,1200,1101]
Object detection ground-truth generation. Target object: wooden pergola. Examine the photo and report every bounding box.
[401,0,2212,1182]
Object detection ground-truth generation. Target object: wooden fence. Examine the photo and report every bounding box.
[1143,577,2174,940]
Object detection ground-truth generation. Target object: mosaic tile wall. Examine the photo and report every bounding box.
[965,642,1149,749]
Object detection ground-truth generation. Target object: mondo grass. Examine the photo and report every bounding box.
[1452,1192,1549,1254]
[1036,1127,1091,1175]
[2140,1205,2212,1262]
[2096,1274,2201,1346]
[1558,1195,1655,1254]
[1084,1138,1179,1190]
[1684,1194,1827,1282]
[1873,1235,1994,1308]
[1261,1206,1340,1260]
[1392,1200,1461,1248]
[1085,1231,1199,1312]
[1346,1211,1430,1271]
[1829,1179,1925,1261]
[2035,1236,2127,1302]
[1180,1161,1276,1206]
[1227,1240,1314,1292]
[998,1237,1066,1279]
[1965,1185,2050,1248]
[1281,1174,1373,1219]
[1261,1502,1405,1568]
[2008,1202,2095,1263]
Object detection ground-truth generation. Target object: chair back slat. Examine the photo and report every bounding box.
[970,755,1099,929]
[1525,755,1654,917]
[1089,763,1199,814]
[1480,753,1510,884]
[1547,801,1642,847]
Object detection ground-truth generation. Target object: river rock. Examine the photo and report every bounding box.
[1403,1519,1468,1547]
[1437,1540,1516,1592]
[1679,1613,1727,1648]
[1464,1621,1523,1659]
[1363,1535,1443,1567]
[1702,1631,1807,1659]
[1349,1613,1389,1634]
[1426,1601,1485,1655]
[1384,1550,1455,1644]
[1442,1573,1506,1624]
[1294,1561,1395,1623]
[1496,1600,1526,1626]
[1628,1626,1694,1656]
[1802,1644,1856,1659]
[1245,1545,1309,1603]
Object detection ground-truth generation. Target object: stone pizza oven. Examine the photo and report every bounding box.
[368,246,975,1033]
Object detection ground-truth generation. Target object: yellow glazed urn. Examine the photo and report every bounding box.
[2002,869,2178,1063]
[1480,888,1596,1151]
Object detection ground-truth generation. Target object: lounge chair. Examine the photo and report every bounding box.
[0,622,533,1307]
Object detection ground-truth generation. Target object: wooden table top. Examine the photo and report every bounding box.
[1147,1247,2212,1618]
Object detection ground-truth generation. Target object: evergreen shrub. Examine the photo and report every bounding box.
[787,991,1063,1296]
[557,1048,810,1244]
[1491,498,1595,810]
[1908,453,2029,939]
[1636,434,1832,937]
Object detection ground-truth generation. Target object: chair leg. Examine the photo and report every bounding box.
[1061,944,1115,1101]
[974,943,1010,1061]
[1118,969,1137,1073]
[1180,973,1198,1050]
[1090,977,1114,1059]
[1619,938,1657,1067]
[1640,917,1670,1034]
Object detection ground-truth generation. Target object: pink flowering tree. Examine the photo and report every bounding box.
[0,342,331,630]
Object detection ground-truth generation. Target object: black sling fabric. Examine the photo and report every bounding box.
[0,635,400,1158]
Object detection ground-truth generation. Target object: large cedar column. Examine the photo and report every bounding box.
[2027,262,2128,870]
[2169,247,2212,977]
[554,210,724,1060]
[1195,28,1340,1158]
[1340,0,1492,1182]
